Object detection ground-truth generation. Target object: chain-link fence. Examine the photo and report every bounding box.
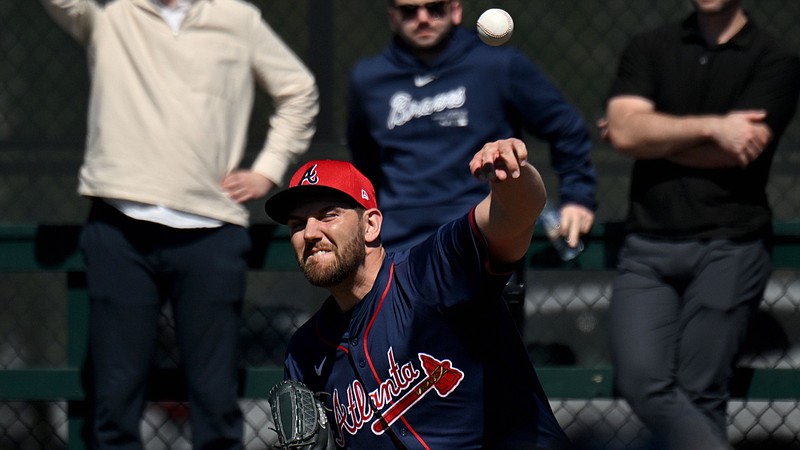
[2,0,800,448]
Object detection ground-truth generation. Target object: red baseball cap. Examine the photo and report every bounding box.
[264,160,378,224]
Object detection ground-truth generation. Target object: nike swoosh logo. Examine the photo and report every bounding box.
[314,356,327,376]
[414,74,436,87]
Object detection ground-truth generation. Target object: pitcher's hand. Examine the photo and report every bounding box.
[470,138,528,182]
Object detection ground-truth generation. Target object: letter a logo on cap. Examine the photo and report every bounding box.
[265,159,378,225]
[298,164,319,186]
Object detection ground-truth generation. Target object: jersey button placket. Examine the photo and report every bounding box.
[349,337,366,367]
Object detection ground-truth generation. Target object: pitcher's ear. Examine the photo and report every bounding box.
[363,209,383,244]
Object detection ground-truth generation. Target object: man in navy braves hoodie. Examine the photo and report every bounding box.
[347,0,597,253]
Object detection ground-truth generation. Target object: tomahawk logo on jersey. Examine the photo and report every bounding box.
[331,349,464,442]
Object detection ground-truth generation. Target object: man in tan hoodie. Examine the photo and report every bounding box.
[41,0,319,448]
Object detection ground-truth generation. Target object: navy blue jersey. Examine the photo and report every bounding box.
[347,27,596,250]
[285,210,569,449]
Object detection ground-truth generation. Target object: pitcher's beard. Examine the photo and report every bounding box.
[299,233,366,288]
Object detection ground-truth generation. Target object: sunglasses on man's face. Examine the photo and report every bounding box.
[394,1,450,21]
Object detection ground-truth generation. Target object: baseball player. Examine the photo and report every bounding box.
[264,138,570,449]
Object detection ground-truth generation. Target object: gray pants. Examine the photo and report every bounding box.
[609,234,771,450]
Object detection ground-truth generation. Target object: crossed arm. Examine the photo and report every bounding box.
[603,96,772,169]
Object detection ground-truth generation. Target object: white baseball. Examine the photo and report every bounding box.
[476,8,514,46]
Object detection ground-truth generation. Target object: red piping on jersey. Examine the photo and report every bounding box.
[468,206,516,277]
[364,262,394,383]
[467,206,482,240]
[362,262,431,450]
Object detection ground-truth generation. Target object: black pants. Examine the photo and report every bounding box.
[79,200,249,450]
